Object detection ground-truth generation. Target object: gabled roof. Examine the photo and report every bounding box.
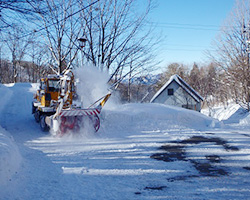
[150,74,204,103]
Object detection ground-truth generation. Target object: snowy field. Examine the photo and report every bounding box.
[1,83,250,200]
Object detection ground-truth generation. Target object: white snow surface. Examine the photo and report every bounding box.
[201,103,250,124]
[1,83,250,200]
[0,126,21,186]
[0,84,21,186]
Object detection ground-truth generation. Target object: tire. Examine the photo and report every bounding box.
[32,103,36,114]
[34,108,40,123]
[40,115,49,132]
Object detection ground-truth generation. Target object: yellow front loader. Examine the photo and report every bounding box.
[32,70,111,135]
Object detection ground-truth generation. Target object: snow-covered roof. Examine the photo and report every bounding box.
[150,74,204,103]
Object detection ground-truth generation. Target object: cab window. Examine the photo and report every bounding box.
[48,79,60,92]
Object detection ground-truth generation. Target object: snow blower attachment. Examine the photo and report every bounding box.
[32,70,111,135]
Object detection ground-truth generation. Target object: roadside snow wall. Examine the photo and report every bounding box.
[0,84,21,186]
[101,103,221,135]
[0,127,21,186]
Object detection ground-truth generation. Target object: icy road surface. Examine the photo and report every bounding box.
[1,83,250,200]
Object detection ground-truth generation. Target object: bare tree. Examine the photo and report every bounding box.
[4,26,33,82]
[0,0,49,83]
[29,0,86,74]
[0,0,159,86]
[0,0,43,29]
[210,0,250,110]
[25,41,51,82]
[0,59,12,83]
[188,63,201,91]
[155,62,189,91]
[78,0,159,83]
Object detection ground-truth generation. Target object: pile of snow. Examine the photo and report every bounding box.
[239,113,250,125]
[0,84,13,112]
[202,103,249,124]
[201,103,241,121]
[0,84,22,186]
[0,127,21,186]
[101,103,221,136]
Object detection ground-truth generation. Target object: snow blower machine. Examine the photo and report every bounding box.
[32,69,111,135]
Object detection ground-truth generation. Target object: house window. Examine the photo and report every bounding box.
[168,88,174,95]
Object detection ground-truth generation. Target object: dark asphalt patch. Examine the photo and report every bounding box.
[151,136,239,178]
[243,167,250,171]
[144,186,167,190]
[179,136,239,151]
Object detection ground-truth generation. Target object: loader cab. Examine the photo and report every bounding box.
[38,77,60,107]
[34,72,76,110]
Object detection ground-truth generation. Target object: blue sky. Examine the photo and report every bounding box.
[148,0,235,68]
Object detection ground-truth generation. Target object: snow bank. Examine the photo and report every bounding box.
[201,103,242,121]
[239,112,250,125]
[0,84,22,186]
[0,84,13,112]
[101,103,220,135]
[202,103,249,124]
[0,127,21,186]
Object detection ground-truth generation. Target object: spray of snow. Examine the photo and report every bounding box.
[74,63,118,109]
[54,64,121,138]
[58,121,98,141]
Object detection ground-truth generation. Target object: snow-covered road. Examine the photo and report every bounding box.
[1,83,250,200]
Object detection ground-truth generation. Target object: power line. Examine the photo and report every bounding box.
[0,0,100,42]
[148,21,237,31]
[164,43,212,48]
[148,23,218,31]
[151,21,221,28]
[162,48,216,52]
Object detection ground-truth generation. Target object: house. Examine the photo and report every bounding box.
[150,74,203,112]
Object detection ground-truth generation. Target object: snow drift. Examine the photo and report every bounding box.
[202,103,250,125]
[0,127,21,186]
[0,84,13,112]
[0,84,22,186]
[101,103,221,136]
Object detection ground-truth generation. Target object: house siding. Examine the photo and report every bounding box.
[152,80,202,111]
[152,81,179,104]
